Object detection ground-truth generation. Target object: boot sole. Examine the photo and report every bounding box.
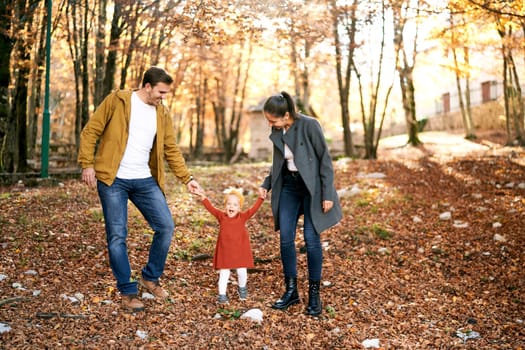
[123,305,145,313]
[271,298,300,310]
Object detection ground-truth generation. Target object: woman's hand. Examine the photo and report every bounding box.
[322,200,333,213]
[258,187,268,199]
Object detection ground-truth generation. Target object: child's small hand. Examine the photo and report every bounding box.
[195,188,206,200]
[258,187,267,199]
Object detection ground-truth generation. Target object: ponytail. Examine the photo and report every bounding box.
[263,91,298,119]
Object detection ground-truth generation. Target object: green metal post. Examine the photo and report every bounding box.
[41,0,52,178]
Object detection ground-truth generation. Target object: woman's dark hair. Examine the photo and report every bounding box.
[142,67,173,87]
[263,91,298,119]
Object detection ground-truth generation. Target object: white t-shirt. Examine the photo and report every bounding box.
[116,92,157,179]
[283,129,298,172]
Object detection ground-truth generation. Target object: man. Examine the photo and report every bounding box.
[78,67,202,312]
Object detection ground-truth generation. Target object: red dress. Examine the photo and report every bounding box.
[201,197,264,269]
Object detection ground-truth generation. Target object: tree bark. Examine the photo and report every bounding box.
[0,0,14,171]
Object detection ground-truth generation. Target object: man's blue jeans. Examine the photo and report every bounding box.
[97,177,174,295]
[278,173,323,281]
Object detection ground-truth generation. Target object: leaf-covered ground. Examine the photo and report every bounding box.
[0,132,524,349]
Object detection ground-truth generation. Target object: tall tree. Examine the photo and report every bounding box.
[9,0,40,172]
[65,0,91,147]
[93,0,107,107]
[354,1,396,159]
[496,18,524,145]
[391,0,422,146]
[0,0,14,171]
[461,0,525,145]
[329,0,357,157]
[281,0,328,117]
[447,10,476,139]
[103,0,124,97]
[27,1,48,158]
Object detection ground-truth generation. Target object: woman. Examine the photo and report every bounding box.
[258,91,342,317]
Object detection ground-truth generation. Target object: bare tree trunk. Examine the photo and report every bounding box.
[66,0,90,148]
[11,0,39,172]
[0,0,14,171]
[94,0,107,107]
[463,47,475,139]
[497,22,524,145]
[103,2,123,96]
[393,0,421,146]
[357,1,392,159]
[330,0,355,157]
[28,2,47,159]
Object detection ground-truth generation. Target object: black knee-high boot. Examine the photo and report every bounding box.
[305,280,322,316]
[272,277,300,310]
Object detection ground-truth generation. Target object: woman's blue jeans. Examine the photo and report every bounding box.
[278,173,323,281]
[97,177,174,295]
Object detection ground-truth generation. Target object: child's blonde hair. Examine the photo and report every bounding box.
[223,188,244,208]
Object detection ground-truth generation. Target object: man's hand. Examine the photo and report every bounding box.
[186,179,203,195]
[82,168,97,188]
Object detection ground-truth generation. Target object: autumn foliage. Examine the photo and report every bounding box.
[0,134,523,349]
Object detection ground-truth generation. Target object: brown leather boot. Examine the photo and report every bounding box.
[121,294,144,312]
[139,279,169,299]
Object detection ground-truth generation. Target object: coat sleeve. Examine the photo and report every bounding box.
[306,118,336,202]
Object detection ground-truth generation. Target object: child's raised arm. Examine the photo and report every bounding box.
[193,187,207,201]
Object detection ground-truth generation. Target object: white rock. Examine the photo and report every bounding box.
[61,294,79,303]
[518,183,525,189]
[141,292,155,300]
[439,212,451,220]
[493,234,507,243]
[505,182,514,188]
[456,330,480,341]
[362,338,380,348]
[453,220,469,228]
[322,281,332,287]
[12,282,25,290]
[74,293,85,302]
[357,172,386,179]
[378,247,389,254]
[24,270,38,276]
[472,193,483,199]
[412,216,423,223]
[0,274,7,281]
[33,290,41,296]
[240,308,263,323]
[337,185,362,198]
[0,323,11,334]
[492,222,502,228]
[136,330,148,340]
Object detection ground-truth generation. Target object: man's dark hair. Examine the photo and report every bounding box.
[142,67,173,87]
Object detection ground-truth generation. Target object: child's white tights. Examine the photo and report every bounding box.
[218,268,247,295]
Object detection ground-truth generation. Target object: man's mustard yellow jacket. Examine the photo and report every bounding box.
[78,90,191,192]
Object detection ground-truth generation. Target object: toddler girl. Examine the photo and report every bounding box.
[195,187,265,303]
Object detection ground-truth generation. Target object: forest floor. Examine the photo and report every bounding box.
[0,130,524,349]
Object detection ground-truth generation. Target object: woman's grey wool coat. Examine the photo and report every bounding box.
[261,114,343,234]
